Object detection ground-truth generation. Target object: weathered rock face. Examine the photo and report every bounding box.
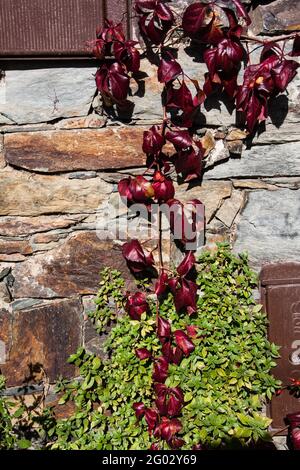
[5,128,147,172]
[0,299,83,386]
[12,232,128,299]
[234,189,300,268]
[0,65,96,125]
[249,0,300,35]
[204,142,300,179]
[0,22,299,396]
[0,215,85,237]
[0,168,112,216]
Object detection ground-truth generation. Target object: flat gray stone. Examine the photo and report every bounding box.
[233,189,300,268]
[0,65,96,125]
[204,142,300,179]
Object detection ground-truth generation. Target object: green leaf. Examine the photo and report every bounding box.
[18,439,31,449]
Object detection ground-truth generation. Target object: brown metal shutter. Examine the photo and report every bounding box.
[260,263,300,433]
[0,0,131,57]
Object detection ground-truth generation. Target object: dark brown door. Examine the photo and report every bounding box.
[0,0,131,57]
[260,263,300,433]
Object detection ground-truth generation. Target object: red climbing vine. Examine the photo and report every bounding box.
[89,0,300,450]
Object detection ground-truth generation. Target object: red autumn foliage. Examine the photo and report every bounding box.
[125,292,150,320]
[122,240,155,274]
[92,1,299,450]
[118,176,154,205]
[136,0,174,45]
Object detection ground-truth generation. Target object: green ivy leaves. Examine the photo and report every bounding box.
[36,245,281,450]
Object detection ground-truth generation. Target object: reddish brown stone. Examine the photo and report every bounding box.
[0,253,26,262]
[1,298,83,387]
[0,309,12,366]
[31,232,65,244]
[249,0,300,35]
[0,215,84,236]
[0,239,33,255]
[0,168,111,216]
[45,392,76,419]
[4,128,147,172]
[12,231,131,299]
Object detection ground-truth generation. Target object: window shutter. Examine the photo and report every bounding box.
[0,0,131,57]
[260,262,300,433]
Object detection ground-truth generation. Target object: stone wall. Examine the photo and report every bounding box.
[0,4,300,400]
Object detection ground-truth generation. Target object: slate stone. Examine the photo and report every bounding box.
[12,231,130,299]
[0,239,33,256]
[249,0,300,35]
[0,215,85,237]
[4,128,147,172]
[204,142,300,179]
[216,190,245,228]
[0,168,112,216]
[233,189,300,268]
[175,180,232,222]
[0,65,96,125]
[0,298,83,386]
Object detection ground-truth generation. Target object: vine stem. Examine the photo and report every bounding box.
[241,32,298,45]
[156,205,164,326]
[157,206,164,271]
[271,425,289,437]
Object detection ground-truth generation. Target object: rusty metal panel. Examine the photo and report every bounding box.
[0,0,130,57]
[260,263,300,433]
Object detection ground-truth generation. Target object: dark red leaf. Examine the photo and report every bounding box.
[143,125,165,155]
[154,384,184,417]
[97,20,125,43]
[88,38,106,59]
[177,251,196,277]
[118,176,154,205]
[157,316,171,341]
[109,62,130,101]
[150,442,160,450]
[158,58,182,83]
[286,412,300,428]
[182,2,207,38]
[155,270,169,296]
[160,416,182,441]
[152,171,175,202]
[291,428,300,450]
[125,292,149,320]
[133,402,146,419]
[114,40,141,73]
[135,348,152,360]
[122,239,155,274]
[290,34,300,57]
[96,62,129,102]
[204,38,244,76]
[153,356,169,383]
[167,388,184,416]
[182,2,224,44]
[173,279,198,314]
[174,147,203,182]
[167,198,205,247]
[165,129,193,149]
[271,59,299,92]
[155,1,174,22]
[138,8,173,45]
[174,330,195,356]
[186,324,198,338]
[169,436,185,449]
[166,81,200,126]
[145,408,159,433]
[161,341,183,365]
